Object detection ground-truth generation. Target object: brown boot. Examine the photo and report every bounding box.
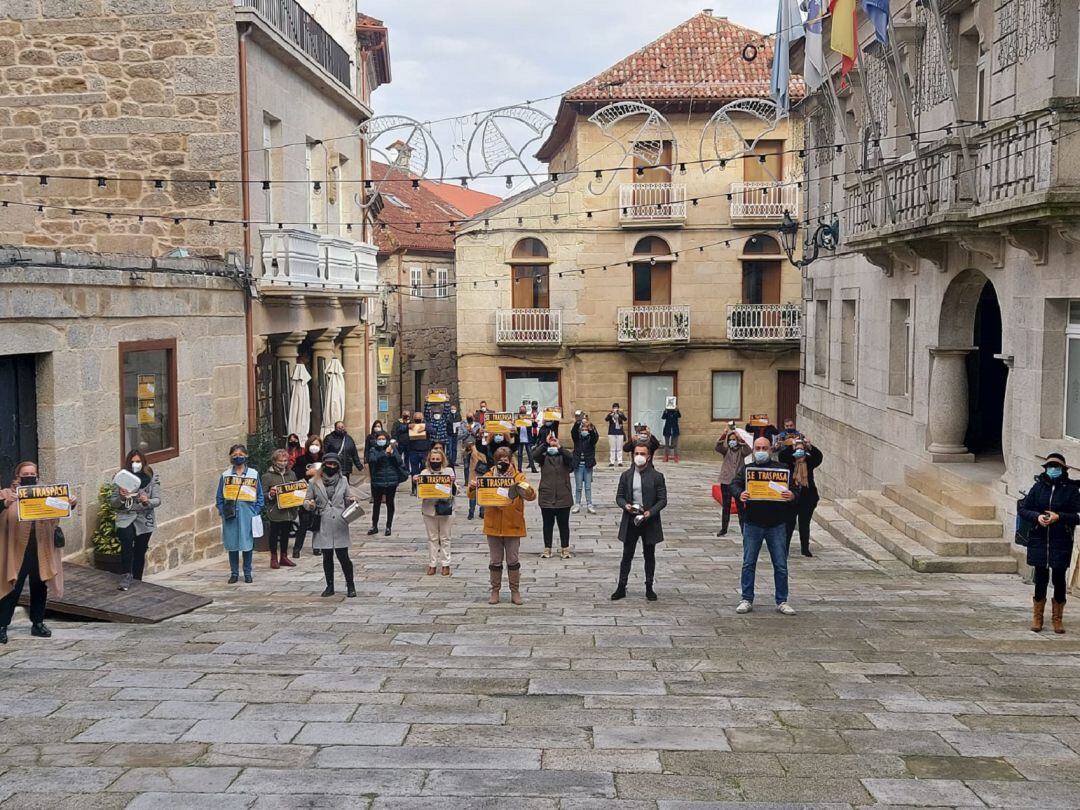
[270,551,279,570]
[488,564,502,604]
[508,564,523,605]
[1031,598,1046,632]
[663,450,670,462]
[1052,600,1066,634]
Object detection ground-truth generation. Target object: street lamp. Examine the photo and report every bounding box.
[778,210,839,268]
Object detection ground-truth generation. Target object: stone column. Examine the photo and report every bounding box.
[927,346,976,462]
[995,353,1015,484]
[340,328,366,432]
[310,327,341,437]
[273,331,308,436]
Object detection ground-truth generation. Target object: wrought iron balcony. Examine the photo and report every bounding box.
[728,181,799,222]
[618,183,687,225]
[495,309,562,345]
[235,0,352,89]
[257,228,377,296]
[726,303,802,342]
[617,305,690,343]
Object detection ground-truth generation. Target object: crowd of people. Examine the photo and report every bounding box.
[0,406,1073,642]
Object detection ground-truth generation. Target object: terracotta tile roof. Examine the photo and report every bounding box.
[370,162,500,255]
[564,12,803,103]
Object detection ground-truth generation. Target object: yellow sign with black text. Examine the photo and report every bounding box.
[16,483,72,522]
[416,473,455,500]
[484,412,515,434]
[425,389,450,404]
[222,475,258,503]
[475,475,516,507]
[744,467,791,501]
[275,481,308,509]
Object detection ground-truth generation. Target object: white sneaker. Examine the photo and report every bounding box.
[736,600,753,614]
[777,602,796,616]
[571,505,581,514]
[586,504,596,514]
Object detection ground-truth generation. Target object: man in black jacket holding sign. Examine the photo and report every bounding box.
[730,437,797,617]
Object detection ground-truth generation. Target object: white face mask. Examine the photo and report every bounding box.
[434,413,442,420]
[310,444,321,454]
[131,462,143,473]
[633,455,647,467]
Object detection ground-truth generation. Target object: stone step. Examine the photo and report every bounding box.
[834,499,1017,575]
[882,483,1004,539]
[812,504,898,566]
[856,490,1013,558]
[903,467,997,520]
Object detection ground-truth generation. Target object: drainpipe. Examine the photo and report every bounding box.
[238,23,257,433]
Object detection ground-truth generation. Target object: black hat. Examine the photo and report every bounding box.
[1043,452,1068,469]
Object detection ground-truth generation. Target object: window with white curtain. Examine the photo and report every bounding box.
[409,266,422,299]
[711,371,742,420]
[434,267,449,299]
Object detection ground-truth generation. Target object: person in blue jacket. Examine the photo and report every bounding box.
[215,443,265,584]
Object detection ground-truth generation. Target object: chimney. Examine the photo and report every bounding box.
[703,8,713,14]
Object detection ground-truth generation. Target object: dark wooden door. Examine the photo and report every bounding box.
[776,370,800,426]
[0,354,38,481]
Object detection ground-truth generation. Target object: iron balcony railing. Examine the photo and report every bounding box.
[726,303,802,341]
[617,305,690,343]
[235,0,352,89]
[495,309,562,344]
[618,183,687,223]
[728,181,800,221]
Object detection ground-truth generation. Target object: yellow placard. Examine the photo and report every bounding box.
[222,474,258,503]
[138,398,155,425]
[475,475,516,507]
[416,473,455,500]
[749,413,771,427]
[16,483,72,522]
[137,374,156,399]
[408,422,428,440]
[744,467,791,501]
[426,389,449,404]
[514,417,534,428]
[377,347,394,376]
[541,408,562,422]
[484,412,515,434]
[276,481,308,509]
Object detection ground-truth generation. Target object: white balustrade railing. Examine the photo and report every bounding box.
[728,181,799,220]
[258,228,378,295]
[726,303,802,341]
[618,183,687,222]
[495,309,562,344]
[617,305,690,343]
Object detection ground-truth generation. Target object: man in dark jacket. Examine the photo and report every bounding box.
[323,421,364,480]
[611,440,667,602]
[1018,452,1080,634]
[731,437,797,616]
[624,423,661,456]
[778,438,824,557]
[661,405,681,463]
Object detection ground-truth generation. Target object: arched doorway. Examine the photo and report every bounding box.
[965,282,1005,455]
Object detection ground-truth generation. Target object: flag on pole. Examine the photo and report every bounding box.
[861,0,890,45]
[770,0,805,112]
[804,0,827,91]
[828,0,857,83]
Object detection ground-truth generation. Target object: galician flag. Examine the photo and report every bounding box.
[770,0,805,112]
[829,0,857,81]
[803,0,827,91]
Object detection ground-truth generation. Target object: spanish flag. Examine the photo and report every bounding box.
[829,0,857,81]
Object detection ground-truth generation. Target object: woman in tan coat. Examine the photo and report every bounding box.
[1,461,76,643]
[469,446,535,605]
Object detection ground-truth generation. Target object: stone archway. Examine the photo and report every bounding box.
[927,269,1006,461]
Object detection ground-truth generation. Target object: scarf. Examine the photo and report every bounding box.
[793,457,809,488]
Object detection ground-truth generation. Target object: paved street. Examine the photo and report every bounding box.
[1,459,1078,809]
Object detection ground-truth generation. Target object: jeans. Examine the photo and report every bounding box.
[740,522,789,605]
[118,523,152,580]
[267,521,290,558]
[228,549,253,577]
[371,484,398,529]
[574,464,594,506]
[1034,566,1068,603]
[408,449,426,476]
[617,524,656,587]
[541,507,571,549]
[0,539,47,626]
[517,437,532,469]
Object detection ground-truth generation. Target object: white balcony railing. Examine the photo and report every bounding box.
[495,309,562,344]
[617,305,690,343]
[726,303,802,341]
[258,228,378,295]
[728,181,800,221]
[618,183,687,223]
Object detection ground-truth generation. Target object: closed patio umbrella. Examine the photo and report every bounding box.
[321,357,346,435]
[287,363,312,439]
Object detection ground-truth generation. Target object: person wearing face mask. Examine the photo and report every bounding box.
[303,453,360,598]
[426,403,449,449]
[778,437,824,557]
[366,429,408,536]
[533,432,576,559]
[605,403,627,467]
[262,448,299,571]
[290,435,323,557]
[110,449,162,590]
[0,461,77,644]
[660,404,682,463]
[623,423,661,456]
[394,411,412,447]
[447,405,462,466]
[516,406,538,473]
[537,417,559,445]
[457,412,480,453]
[475,401,489,425]
[481,427,516,467]
[285,434,305,467]
[772,417,804,450]
[469,446,536,605]
[570,415,599,514]
[715,427,751,537]
[1018,452,1080,634]
[407,410,433,477]
[364,420,385,459]
[216,444,265,584]
[323,422,364,481]
[419,447,456,576]
[461,437,488,521]
[731,438,798,616]
[612,441,667,602]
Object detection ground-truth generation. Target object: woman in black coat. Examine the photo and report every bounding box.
[366,429,408,536]
[1018,452,1080,634]
[532,433,576,559]
[778,439,824,558]
[570,416,600,513]
[612,440,667,602]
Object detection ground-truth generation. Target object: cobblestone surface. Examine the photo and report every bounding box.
[1,460,1078,808]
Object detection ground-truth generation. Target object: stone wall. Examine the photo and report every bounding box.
[0,0,243,257]
[0,247,249,573]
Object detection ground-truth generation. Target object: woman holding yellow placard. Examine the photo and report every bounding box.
[215,444,264,584]
[469,446,536,605]
[418,447,456,576]
[262,449,299,570]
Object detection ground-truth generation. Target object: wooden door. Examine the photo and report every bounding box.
[776,370,800,426]
[632,263,671,306]
[512,266,549,309]
[744,139,784,182]
[0,354,37,481]
[742,260,781,305]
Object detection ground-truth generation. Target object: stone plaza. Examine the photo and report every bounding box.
[1,459,1077,809]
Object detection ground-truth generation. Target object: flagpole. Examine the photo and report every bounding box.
[883,13,931,214]
[853,45,898,225]
[821,69,879,228]
[926,0,978,203]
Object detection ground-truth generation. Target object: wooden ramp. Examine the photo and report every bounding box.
[19,564,212,623]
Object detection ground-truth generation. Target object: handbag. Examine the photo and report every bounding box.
[53,525,66,549]
[1014,493,1032,547]
[434,498,454,517]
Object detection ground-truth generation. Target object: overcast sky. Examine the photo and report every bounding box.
[359,1,777,193]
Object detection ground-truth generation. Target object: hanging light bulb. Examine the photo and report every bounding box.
[505,175,513,189]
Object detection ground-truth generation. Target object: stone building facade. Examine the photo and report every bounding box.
[790,0,1080,571]
[455,12,803,451]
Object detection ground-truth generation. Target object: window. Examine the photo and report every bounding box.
[502,369,560,410]
[413,369,425,411]
[119,339,178,464]
[512,238,548,259]
[744,139,783,182]
[261,114,280,224]
[711,371,742,420]
[1065,302,1080,440]
[305,140,320,226]
[632,235,672,306]
[888,298,912,397]
[409,266,422,299]
[814,299,829,378]
[434,267,449,299]
[840,298,857,384]
[742,234,782,305]
[510,238,551,309]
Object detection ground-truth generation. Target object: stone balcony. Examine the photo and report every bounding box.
[616,305,690,343]
[495,308,562,345]
[257,227,378,297]
[726,303,802,342]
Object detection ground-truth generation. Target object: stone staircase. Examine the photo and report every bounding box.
[815,465,1018,574]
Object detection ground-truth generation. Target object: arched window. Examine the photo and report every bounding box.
[742,234,782,255]
[633,236,670,256]
[510,238,550,309]
[631,236,672,306]
[741,234,782,304]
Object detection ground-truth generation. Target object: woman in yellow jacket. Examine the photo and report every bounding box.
[469,446,536,605]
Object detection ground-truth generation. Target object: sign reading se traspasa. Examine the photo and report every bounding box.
[744,467,791,501]
[475,475,516,506]
[16,483,72,522]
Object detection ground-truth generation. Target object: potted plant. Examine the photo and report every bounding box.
[91,482,124,573]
